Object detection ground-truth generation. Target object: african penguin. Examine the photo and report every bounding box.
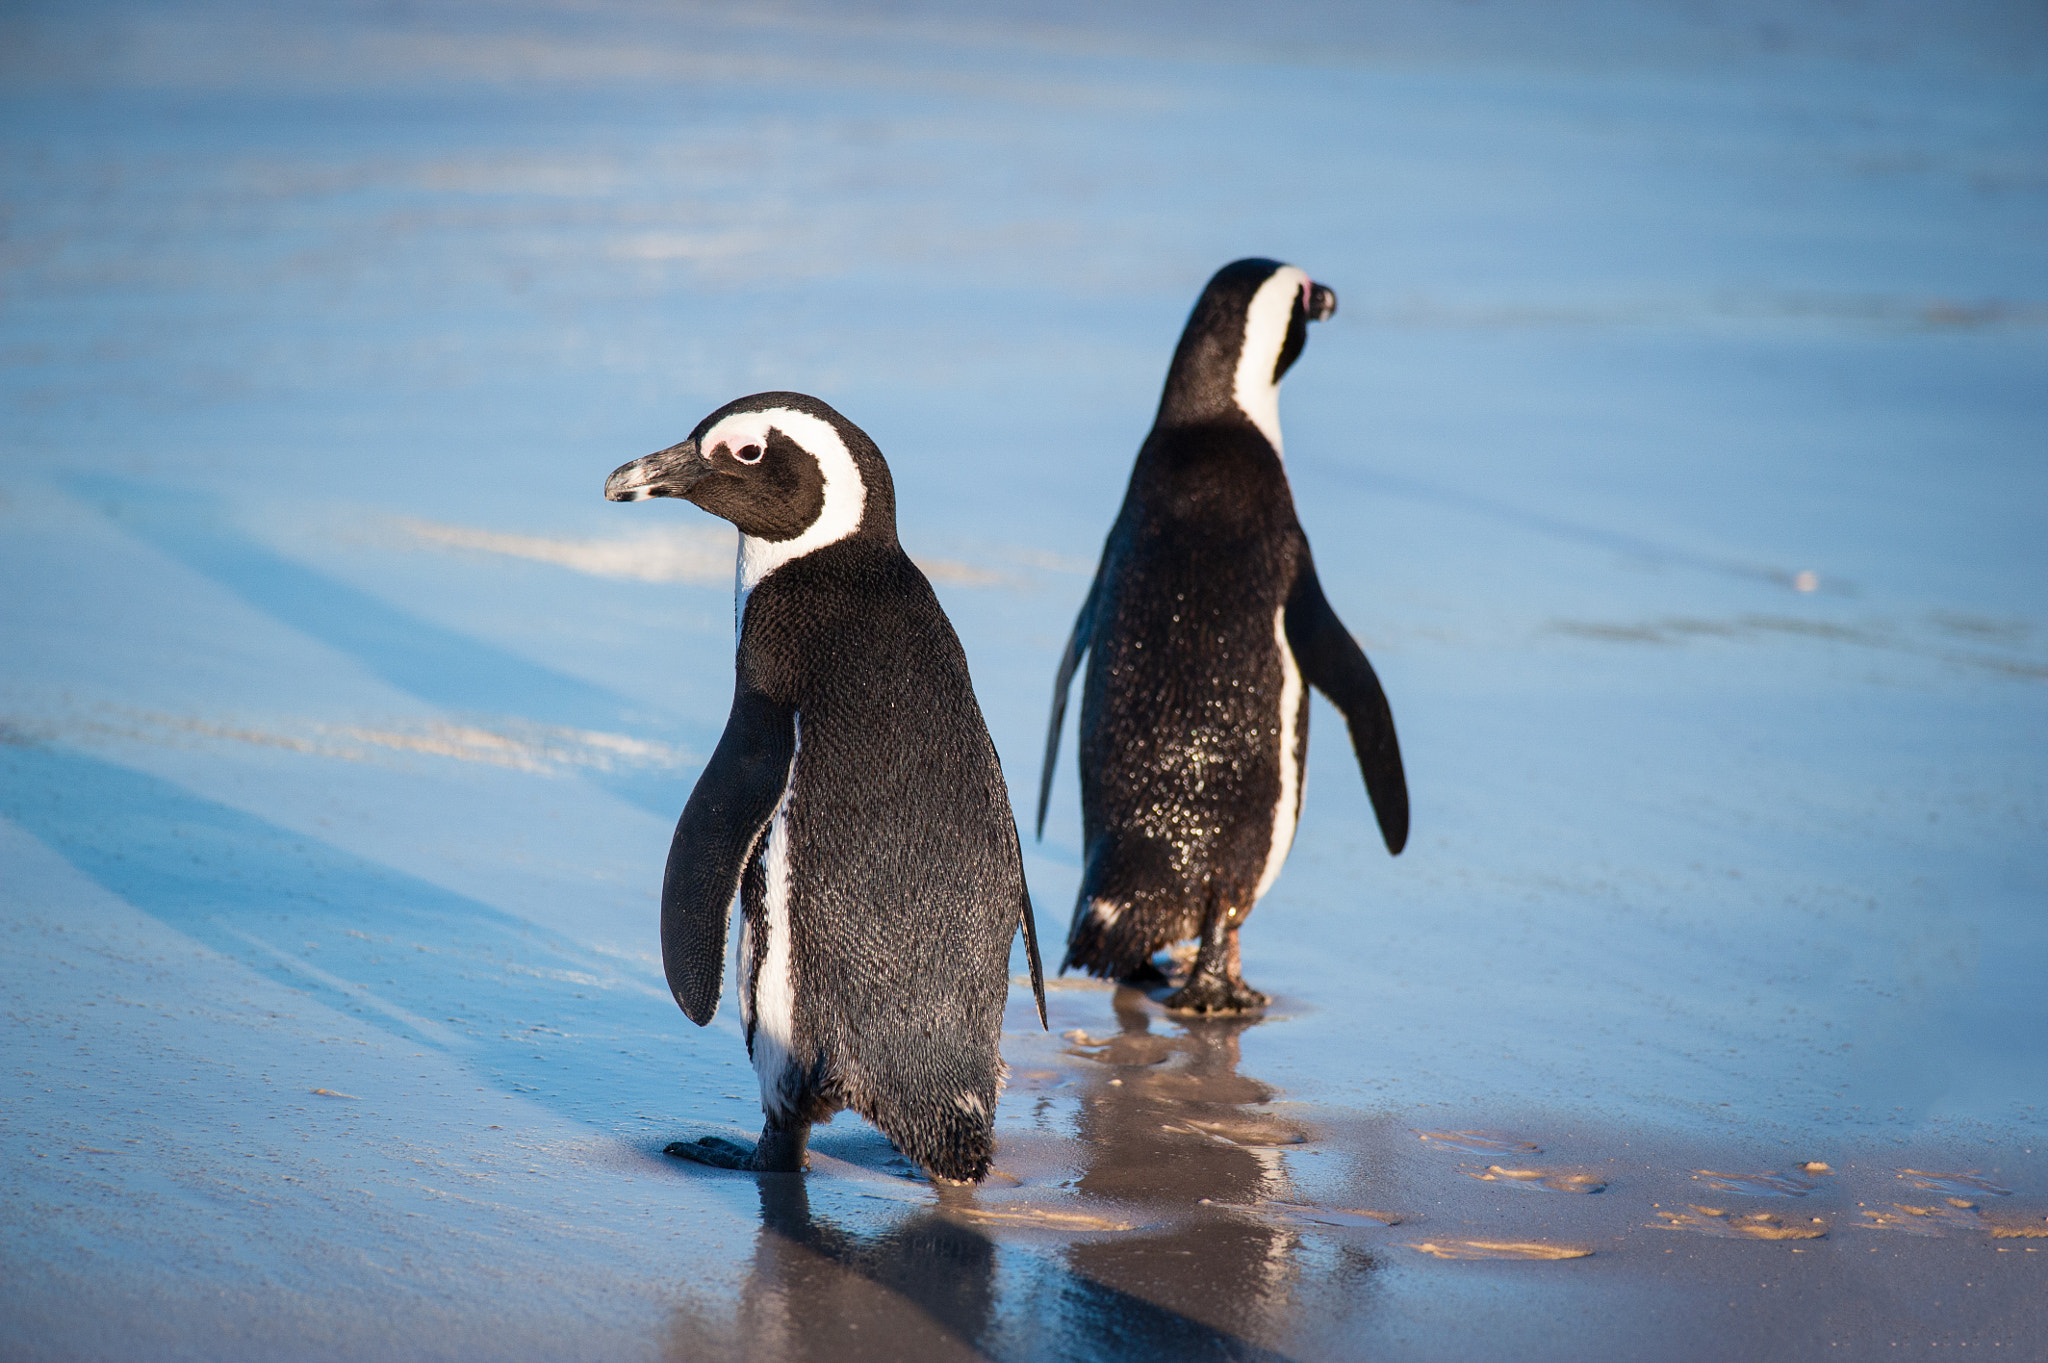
[1037,259,1408,1014]
[605,391,1047,1182]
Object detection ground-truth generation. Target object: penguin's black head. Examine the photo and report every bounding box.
[604,391,896,551]
[1158,258,1337,453]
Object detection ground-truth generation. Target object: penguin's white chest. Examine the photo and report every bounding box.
[1253,606,1304,901]
[741,716,803,1113]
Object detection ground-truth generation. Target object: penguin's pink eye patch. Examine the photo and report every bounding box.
[716,441,765,464]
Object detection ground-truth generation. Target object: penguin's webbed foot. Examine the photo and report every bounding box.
[664,1135,757,1170]
[1162,973,1269,1015]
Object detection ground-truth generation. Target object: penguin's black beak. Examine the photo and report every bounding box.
[1307,283,1337,322]
[606,439,710,502]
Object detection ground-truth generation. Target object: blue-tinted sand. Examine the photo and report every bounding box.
[3,1,2044,1357]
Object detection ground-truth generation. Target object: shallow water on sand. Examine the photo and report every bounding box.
[2,0,2044,1357]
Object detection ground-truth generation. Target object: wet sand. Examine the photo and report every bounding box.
[625,980,2047,1361]
[3,0,2044,1357]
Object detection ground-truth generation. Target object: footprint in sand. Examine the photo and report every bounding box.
[1463,1165,1606,1193]
[1011,1068,1070,1092]
[1690,1170,1820,1197]
[1896,1169,2012,1196]
[1987,1217,2048,1240]
[1405,1239,1591,1261]
[1414,1130,1543,1156]
[1062,1029,1175,1067]
[1854,1199,1986,1236]
[1162,1116,1308,1148]
[946,1205,1136,1232]
[1652,1206,1829,1240]
[1262,1201,1403,1228]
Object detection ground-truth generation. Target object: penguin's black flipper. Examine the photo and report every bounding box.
[1285,554,1410,856]
[1019,884,1048,1029]
[1035,569,1102,839]
[661,684,797,1024]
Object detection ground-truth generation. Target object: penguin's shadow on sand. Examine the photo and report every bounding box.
[0,740,681,1123]
[664,994,1357,1361]
[88,482,704,819]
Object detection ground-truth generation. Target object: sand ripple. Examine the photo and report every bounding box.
[1897,1169,2012,1196]
[1463,1165,1606,1193]
[1690,1170,1819,1197]
[1405,1239,1592,1261]
[1654,1206,1829,1239]
[1414,1130,1542,1155]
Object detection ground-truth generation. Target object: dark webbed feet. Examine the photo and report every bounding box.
[664,1120,811,1172]
[664,1135,758,1169]
[1161,910,1267,1014]
[1162,972,1268,1014]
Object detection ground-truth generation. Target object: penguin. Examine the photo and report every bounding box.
[1037,259,1409,1014]
[605,391,1047,1183]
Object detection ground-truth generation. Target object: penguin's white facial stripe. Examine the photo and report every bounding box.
[701,411,776,467]
[1231,266,1310,456]
[725,407,868,613]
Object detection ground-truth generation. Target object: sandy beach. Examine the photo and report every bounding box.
[3,0,2043,1356]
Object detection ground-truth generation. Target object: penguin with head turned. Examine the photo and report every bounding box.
[606,392,1047,1183]
[1038,259,1409,1014]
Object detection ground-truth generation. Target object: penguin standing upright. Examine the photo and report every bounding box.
[1038,259,1408,1014]
[606,392,1046,1183]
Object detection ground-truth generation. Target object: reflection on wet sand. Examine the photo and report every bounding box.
[664,1177,1000,1362]
[668,988,1355,1361]
[1057,988,1362,1360]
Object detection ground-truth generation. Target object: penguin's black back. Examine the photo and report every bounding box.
[1068,416,1306,966]
[738,534,1023,1175]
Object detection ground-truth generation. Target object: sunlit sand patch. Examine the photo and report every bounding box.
[1463,1165,1606,1193]
[1986,1217,2048,1239]
[1263,1201,1403,1228]
[16,704,697,777]
[1415,1130,1542,1155]
[395,514,1010,587]
[1653,1206,1829,1240]
[1404,1239,1591,1261]
[1062,1030,1174,1067]
[1854,1200,1985,1236]
[1010,1069,1069,1093]
[1897,1169,2012,1196]
[946,1206,1135,1232]
[1025,975,1115,992]
[1162,1117,1307,1148]
[1690,1170,1819,1197]
[396,516,735,583]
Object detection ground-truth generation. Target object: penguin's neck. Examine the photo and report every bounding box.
[733,496,900,638]
[1154,335,1284,458]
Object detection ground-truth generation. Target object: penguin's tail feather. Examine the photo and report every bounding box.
[865,1080,1000,1184]
[1062,888,1196,981]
